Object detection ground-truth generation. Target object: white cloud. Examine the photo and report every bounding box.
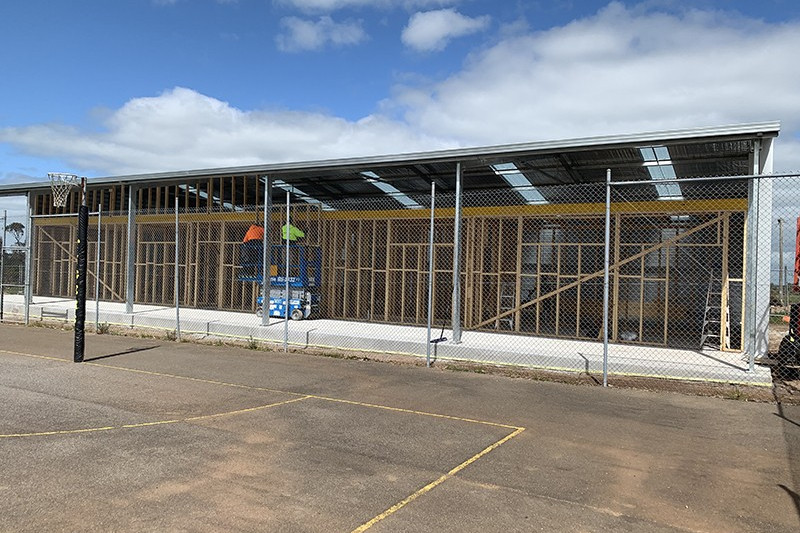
[776,139,800,173]
[278,0,386,10]
[393,2,800,171]
[0,88,455,175]
[402,9,490,51]
[277,0,457,13]
[3,2,800,179]
[157,0,240,6]
[276,16,367,51]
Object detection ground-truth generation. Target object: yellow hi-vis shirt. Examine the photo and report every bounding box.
[282,224,305,241]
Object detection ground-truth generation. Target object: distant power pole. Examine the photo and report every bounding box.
[778,218,784,306]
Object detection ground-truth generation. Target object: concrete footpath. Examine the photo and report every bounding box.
[0,324,798,532]
[2,294,774,386]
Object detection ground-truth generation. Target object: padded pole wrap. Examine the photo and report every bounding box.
[74,204,89,363]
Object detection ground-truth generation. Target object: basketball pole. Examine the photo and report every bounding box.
[74,177,88,363]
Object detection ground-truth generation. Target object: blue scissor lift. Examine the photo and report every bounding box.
[238,241,322,320]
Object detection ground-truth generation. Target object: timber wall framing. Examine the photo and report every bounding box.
[321,205,746,350]
[30,181,748,351]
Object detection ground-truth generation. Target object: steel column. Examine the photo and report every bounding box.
[451,163,463,344]
[745,137,774,366]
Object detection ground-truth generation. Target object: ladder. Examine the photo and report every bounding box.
[700,275,730,350]
[498,282,516,330]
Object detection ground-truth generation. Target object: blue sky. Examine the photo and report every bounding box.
[1,0,800,190]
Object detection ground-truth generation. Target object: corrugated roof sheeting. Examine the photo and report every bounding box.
[187,137,757,207]
[0,123,779,211]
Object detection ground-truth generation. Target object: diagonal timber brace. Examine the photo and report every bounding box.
[38,227,124,302]
[471,212,731,330]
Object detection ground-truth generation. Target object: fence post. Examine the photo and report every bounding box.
[24,192,33,326]
[749,177,760,372]
[95,204,102,332]
[426,181,436,367]
[602,169,612,387]
[1,210,5,323]
[175,197,181,341]
[284,189,290,352]
[125,186,136,314]
[778,218,785,306]
[0,209,5,322]
[262,176,272,327]
[451,163,463,344]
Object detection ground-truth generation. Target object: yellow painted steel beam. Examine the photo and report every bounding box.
[321,198,748,221]
[32,198,747,226]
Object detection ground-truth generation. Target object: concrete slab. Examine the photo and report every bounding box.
[1,294,773,385]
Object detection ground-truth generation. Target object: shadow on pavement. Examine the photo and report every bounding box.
[773,379,800,527]
[85,345,160,362]
[778,485,800,525]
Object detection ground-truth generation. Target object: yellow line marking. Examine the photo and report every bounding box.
[1,347,527,525]
[83,364,522,429]
[0,396,310,439]
[181,397,310,422]
[0,426,117,438]
[0,349,520,430]
[310,395,522,430]
[83,362,290,393]
[0,349,65,362]
[351,427,526,532]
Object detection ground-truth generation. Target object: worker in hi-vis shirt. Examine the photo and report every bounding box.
[281,224,305,241]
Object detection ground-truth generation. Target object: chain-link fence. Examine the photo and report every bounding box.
[3,172,800,389]
[1,207,29,323]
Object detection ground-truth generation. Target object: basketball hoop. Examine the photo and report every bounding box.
[47,172,90,361]
[48,172,80,208]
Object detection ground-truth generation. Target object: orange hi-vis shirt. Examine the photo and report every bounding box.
[243,225,265,243]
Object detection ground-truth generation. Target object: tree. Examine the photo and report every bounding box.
[5,222,24,246]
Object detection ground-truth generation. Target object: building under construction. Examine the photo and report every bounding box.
[0,122,780,357]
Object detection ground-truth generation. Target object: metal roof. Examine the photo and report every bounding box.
[0,121,780,204]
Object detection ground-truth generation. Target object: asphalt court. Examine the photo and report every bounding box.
[0,342,522,532]
[1,324,799,533]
